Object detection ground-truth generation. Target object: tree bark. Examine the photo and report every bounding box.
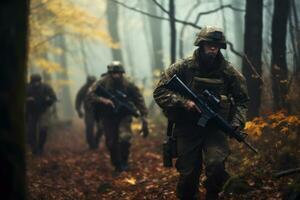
[56,34,74,119]
[169,0,176,64]
[79,37,89,76]
[242,0,263,119]
[146,1,164,72]
[271,0,290,112]
[106,0,123,62]
[0,1,29,199]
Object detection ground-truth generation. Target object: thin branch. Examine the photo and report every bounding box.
[110,0,260,79]
[151,0,169,15]
[193,4,244,24]
[227,41,264,84]
[179,0,201,57]
[31,34,62,50]
[109,0,201,29]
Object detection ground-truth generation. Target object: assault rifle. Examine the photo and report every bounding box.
[165,74,258,154]
[96,85,139,117]
[275,167,300,178]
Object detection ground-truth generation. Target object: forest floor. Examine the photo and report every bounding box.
[27,117,299,200]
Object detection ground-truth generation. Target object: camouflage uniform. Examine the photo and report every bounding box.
[153,27,249,200]
[87,61,148,171]
[75,76,103,149]
[26,74,57,155]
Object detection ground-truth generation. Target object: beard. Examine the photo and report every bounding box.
[112,77,123,86]
[201,52,218,64]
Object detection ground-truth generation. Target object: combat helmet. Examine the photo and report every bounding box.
[86,75,96,83]
[107,61,125,73]
[194,26,227,49]
[30,73,42,83]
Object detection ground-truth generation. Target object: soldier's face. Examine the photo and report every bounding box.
[111,72,123,80]
[32,80,41,87]
[203,42,220,58]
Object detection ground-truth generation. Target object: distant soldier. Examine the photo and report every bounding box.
[75,75,103,149]
[26,74,57,155]
[87,61,148,173]
[153,26,249,200]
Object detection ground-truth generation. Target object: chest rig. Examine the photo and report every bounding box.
[181,59,233,120]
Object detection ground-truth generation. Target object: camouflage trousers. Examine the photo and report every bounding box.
[101,115,132,170]
[84,110,103,149]
[26,109,52,155]
[174,124,230,200]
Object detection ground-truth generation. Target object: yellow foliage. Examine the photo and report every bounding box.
[52,79,74,90]
[245,111,300,138]
[123,177,137,185]
[245,117,268,137]
[29,0,117,73]
[34,58,63,73]
[131,120,142,133]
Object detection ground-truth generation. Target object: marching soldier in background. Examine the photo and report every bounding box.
[153,26,249,200]
[87,61,148,173]
[75,75,103,150]
[26,74,57,155]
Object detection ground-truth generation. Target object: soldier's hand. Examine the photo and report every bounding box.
[77,111,84,118]
[184,100,201,113]
[99,97,115,108]
[231,122,242,132]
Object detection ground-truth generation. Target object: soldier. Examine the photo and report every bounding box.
[87,61,148,173]
[153,26,249,200]
[75,75,103,149]
[26,74,57,155]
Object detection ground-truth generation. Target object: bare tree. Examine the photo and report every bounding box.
[79,37,89,75]
[232,0,245,67]
[242,0,263,119]
[0,1,29,199]
[271,0,291,112]
[55,33,75,119]
[169,0,176,64]
[146,0,164,71]
[106,0,123,62]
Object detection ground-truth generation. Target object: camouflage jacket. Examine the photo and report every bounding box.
[153,49,249,127]
[75,82,94,112]
[26,83,57,115]
[87,75,148,118]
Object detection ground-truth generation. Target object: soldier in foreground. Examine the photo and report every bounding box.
[75,75,103,149]
[26,74,57,155]
[153,26,249,200]
[87,61,148,173]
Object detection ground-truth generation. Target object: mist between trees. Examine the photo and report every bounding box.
[27,0,300,121]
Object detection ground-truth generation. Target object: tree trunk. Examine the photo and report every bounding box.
[106,0,123,62]
[242,0,263,119]
[169,0,176,64]
[79,37,89,76]
[56,34,74,119]
[219,0,228,59]
[146,1,164,72]
[0,1,29,199]
[179,0,201,58]
[232,0,244,67]
[290,0,300,74]
[271,0,290,112]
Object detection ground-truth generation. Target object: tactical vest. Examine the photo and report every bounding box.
[179,58,234,121]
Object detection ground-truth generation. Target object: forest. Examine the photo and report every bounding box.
[0,0,300,199]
